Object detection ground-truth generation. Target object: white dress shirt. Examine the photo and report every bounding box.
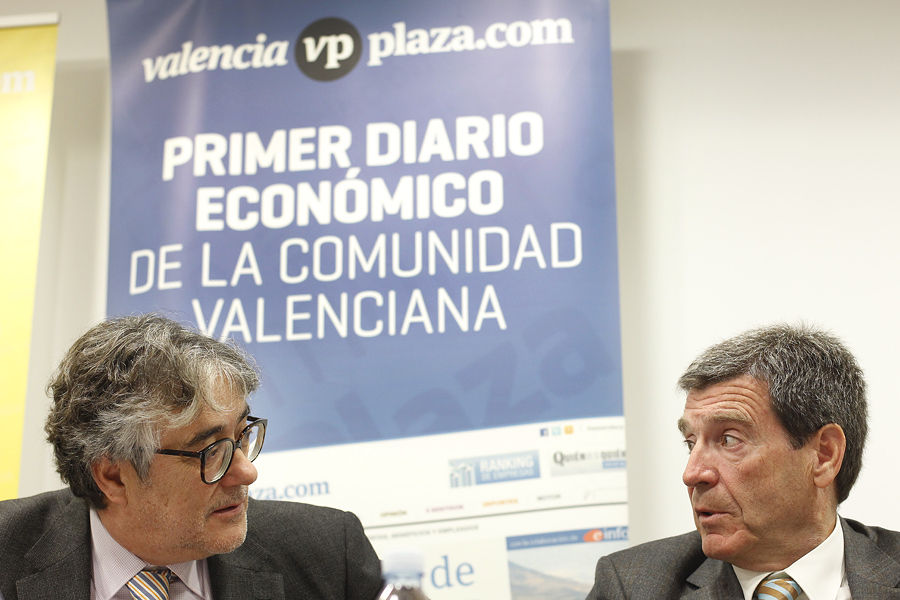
[732,517,851,600]
[89,508,213,600]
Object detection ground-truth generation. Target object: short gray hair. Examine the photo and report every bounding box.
[678,324,867,503]
[45,314,259,508]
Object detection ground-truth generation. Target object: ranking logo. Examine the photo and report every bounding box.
[449,451,540,487]
[294,17,362,81]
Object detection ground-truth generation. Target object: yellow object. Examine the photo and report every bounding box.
[0,16,58,500]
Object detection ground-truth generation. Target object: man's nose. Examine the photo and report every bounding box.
[682,443,718,488]
[222,446,259,486]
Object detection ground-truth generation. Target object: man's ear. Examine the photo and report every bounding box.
[810,423,846,490]
[91,457,127,506]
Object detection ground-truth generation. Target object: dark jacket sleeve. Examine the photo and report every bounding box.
[340,509,383,600]
[585,554,627,600]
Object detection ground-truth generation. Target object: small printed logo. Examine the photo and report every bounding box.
[583,527,628,543]
[295,17,362,81]
[450,451,540,488]
[549,448,627,477]
[583,529,605,542]
[541,424,573,437]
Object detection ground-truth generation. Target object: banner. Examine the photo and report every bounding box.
[0,13,58,500]
[106,1,622,596]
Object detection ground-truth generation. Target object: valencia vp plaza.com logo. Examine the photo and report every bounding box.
[139,16,575,83]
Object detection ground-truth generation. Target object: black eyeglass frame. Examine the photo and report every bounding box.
[155,416,267,484]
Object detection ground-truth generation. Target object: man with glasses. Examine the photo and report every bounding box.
[0,314,382,599]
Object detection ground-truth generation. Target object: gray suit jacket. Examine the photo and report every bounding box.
[586,517,900,599]
[0,489,382,600]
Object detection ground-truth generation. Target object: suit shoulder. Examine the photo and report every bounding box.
[247,497,352,522]
[602,530,705,573]
[241,499,382,599]
[588,531,708,599]
[0,488,74,512]
[0,489,85,582]
[843,517,900,559]
[0,488,79,536]
[246,498,364,544]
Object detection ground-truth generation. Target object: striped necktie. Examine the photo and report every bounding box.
[126,568,173,600]
[753,571,804,600]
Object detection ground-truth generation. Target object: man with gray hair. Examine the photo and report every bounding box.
[0,314,382,600]
[587,324,900,599]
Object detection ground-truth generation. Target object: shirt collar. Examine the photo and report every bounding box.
[89,507,210,600]
[732,516,845,600]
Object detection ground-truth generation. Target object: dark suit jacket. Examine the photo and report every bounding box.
[0,488,382,600]
[586,517,900,599]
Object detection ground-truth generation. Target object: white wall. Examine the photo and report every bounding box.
[9,0,900,548]
[611,1,900,542]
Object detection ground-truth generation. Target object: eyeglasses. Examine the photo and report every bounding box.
[156,416,267,484]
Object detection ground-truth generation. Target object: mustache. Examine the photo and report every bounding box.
[213,488,249,510]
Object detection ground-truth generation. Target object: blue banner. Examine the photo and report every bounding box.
[107,0,620,453]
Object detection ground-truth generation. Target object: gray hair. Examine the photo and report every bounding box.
[45,313,259,508]
[678,324,867,503]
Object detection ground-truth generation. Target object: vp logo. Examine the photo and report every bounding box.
[295,18,362,81]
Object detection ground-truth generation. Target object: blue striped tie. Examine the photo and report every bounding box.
[753,571,804,600]
[126,568,172,600]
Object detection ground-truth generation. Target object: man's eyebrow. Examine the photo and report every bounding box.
[677,410,754,436]
[185,424,224,449]
[183,403,251,448]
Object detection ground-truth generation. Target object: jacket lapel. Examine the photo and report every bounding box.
[15,494,92,600]
[683,556,743,599]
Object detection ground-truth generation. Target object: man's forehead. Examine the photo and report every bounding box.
[686,377,770,408]
[192,398,250,427]
[678,376,773,433]
[678,407,755,435]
